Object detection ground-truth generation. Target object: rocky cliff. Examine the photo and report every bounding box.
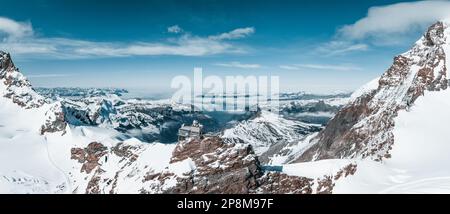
[0,51,46,108]
[295,21,449,162]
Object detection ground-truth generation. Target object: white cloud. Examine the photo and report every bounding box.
[339,1,450,40]
[0,17,254,59]
[316,1,450,55]
[0,17,33,40]
[316,41,369,56]
[297,63,361,71]
[279,65,300,70]
[27,73,76,78]
[167,25,183,34]
[280,63,361,71]
[214,61,261,69]
[209,27,255,40]
[331,43,368,54]
[72,35,239,57]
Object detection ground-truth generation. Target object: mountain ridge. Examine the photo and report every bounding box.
[293,21,450,163]
[0,51,46,109]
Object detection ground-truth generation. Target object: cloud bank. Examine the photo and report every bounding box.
[339,0,450,40]
[0,17,254,59]
[279,63,361,71]
[0,17,33,40]
[209,27,255,40]
[214,61,261,69]
[319,1,450,55]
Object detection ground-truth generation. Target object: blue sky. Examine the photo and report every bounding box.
[1,0,449,94]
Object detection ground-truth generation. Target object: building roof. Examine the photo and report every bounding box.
[178,126,202,137]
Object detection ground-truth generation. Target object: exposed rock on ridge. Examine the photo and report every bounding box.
[295,21,449,162]
[0,51,46,109]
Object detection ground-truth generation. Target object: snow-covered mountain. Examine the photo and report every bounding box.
[295,21,449,162]
[60,95,263,143]
[35,87,129,100]
[0,50,334,193]
[2,20,450,194]
[222,110,321,163]
[0,51,46,109]
[275,20,450,193]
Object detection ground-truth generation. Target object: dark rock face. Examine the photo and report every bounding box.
[257,172,314,194]
[70,141,147,194]
[71,142,109,194]
[167,137,262,194]
[0,51,15,71]
[136,137,319,194]
[0,51,45,109]
[161,137,319,194]
[85,176,102,194]
[298,91,376,162]
[111,142,139,161]
[40,103,67,135]
[295,21,448,162]
[334,164,357,180]
[69,137,357,194]
[71,142,108,174]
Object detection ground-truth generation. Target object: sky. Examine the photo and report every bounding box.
[1,0,450,95]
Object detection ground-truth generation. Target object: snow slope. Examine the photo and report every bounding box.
[0,96,68,193]
[222,110,321,155]
[0,93,179,194]
[0,50,181,193]
[277,20,450,193]
[380,89,450,193]
[282,52,450,194]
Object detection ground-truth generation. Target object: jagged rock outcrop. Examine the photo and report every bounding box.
[69,137,328,194]
[257,172,314,194]
[295,21,449,162]
[0,51,67,135]
[40,102,67,135]
[156,137,340,194]
[71,141,122,194]
[166,137,263,193]
[0,51,46,109]
[71,142,108,174]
